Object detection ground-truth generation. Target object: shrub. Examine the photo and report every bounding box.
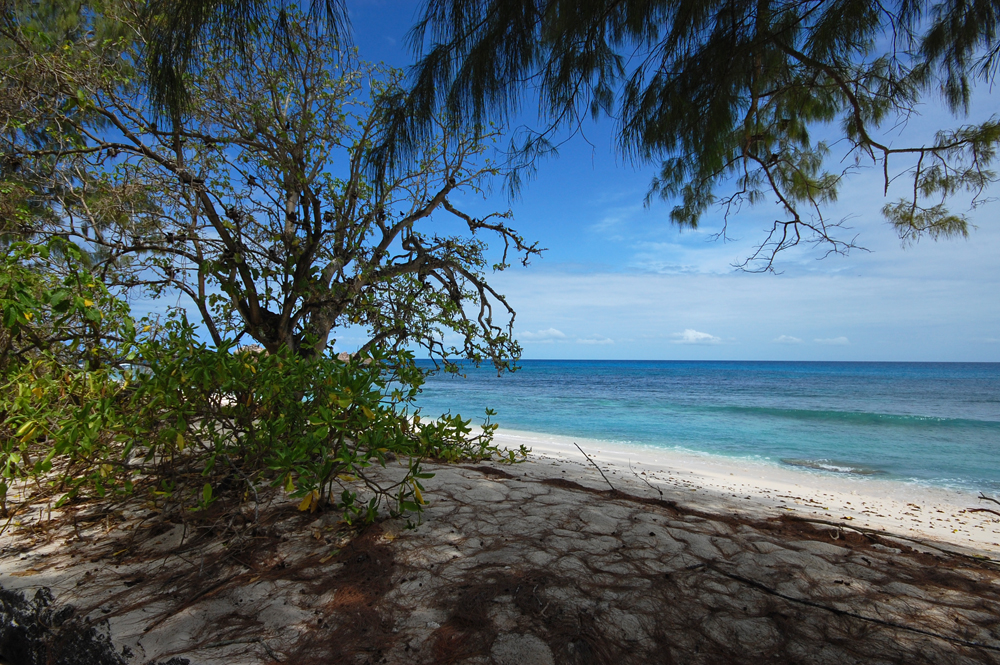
[0,242,525,527]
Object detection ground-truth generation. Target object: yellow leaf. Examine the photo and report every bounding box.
[413,482,424,505]
[362,406,375,420]
[19,425,37,444]
[32,387,43,400]
[176,432,185,451]
[298,490,319,512]
[285,475,295,492]
[83,299,93,307]
[23,312,33,322]
[142,325,151,332]
[336,474,357,482]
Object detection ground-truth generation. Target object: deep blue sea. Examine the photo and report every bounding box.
[412,361,1000,492]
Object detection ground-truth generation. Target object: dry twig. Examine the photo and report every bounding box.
[978,492,1000,507]
[573,442,615,492]
[628,459,663,498]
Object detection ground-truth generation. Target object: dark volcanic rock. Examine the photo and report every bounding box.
[0,585,127,665]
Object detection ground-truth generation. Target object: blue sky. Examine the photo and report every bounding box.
[342,0,1000,362]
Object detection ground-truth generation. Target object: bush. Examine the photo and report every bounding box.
[0,241,525,526]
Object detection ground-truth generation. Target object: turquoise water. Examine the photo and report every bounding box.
[412,361,1000,492]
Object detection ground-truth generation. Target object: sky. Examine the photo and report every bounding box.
[341,0,1000,362]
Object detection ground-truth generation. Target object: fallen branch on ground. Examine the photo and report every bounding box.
[573,442,615,492]
[628,459,663,498]
[968,508,1000,518]
[979,493,1000,507]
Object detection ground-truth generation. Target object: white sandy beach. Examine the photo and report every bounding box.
[2,427,1000,664]
[493,428,1000,556]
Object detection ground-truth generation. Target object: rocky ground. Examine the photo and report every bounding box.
[1,455,999,664]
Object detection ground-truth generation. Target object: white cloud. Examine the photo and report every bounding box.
[577,336,614,345]
[589,215,623,233]
[489,264,1000,361]
[773,335,803,344]
[671,329,722,345]
[815,336,850,345]
[628,241,739,276]
[588,203,643,235]
[519,327,568,342]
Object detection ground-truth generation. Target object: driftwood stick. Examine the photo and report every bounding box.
[573,442,615,492]
[978,493,1000,507]
[629,459,663,498]
[968,508,1000,518]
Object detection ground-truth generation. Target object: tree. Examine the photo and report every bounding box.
[0,0,537,526]
[134,1,1000,270]
[381,0,1000,270]
[141,0,349,117]
[0,0,143,369]
[2,1,539,366]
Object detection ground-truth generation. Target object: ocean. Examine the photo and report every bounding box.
[412,361,1000,492]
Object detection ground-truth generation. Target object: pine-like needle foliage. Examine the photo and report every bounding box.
[138,0,1000,269]
[389,0,1000,269]
[142,0,349,118]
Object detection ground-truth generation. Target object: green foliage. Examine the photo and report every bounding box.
[65,0,1000,271]
[380,0,1000,270]
[0,240,135,372]
[0,240,142,511]
[141,0,349,118]
[132,319,515,521]
[3,1,538,372]
[1,2,532,531]
[0,240,525,526]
